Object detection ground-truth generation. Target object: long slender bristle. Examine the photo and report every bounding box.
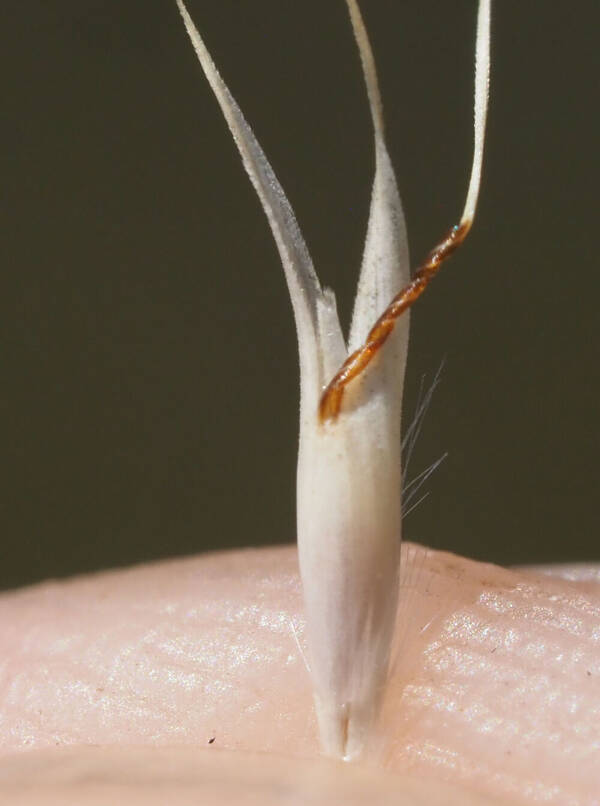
[461,0,492,226]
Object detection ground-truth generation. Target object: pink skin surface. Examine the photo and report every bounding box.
[0,544,599,805]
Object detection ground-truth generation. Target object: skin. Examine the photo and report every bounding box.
[0,544,598,805]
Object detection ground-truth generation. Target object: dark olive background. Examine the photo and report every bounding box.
[2,1,598,590]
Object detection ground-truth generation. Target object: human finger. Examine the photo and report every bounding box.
[0,545,598,805]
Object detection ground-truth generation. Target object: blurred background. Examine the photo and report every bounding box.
[2,1,597,590]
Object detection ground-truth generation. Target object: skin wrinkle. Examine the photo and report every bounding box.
[0,545,599,806]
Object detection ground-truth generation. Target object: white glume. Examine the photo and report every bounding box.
[175,0,491,761]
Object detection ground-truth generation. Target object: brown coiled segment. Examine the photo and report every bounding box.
[318,220,471,423]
